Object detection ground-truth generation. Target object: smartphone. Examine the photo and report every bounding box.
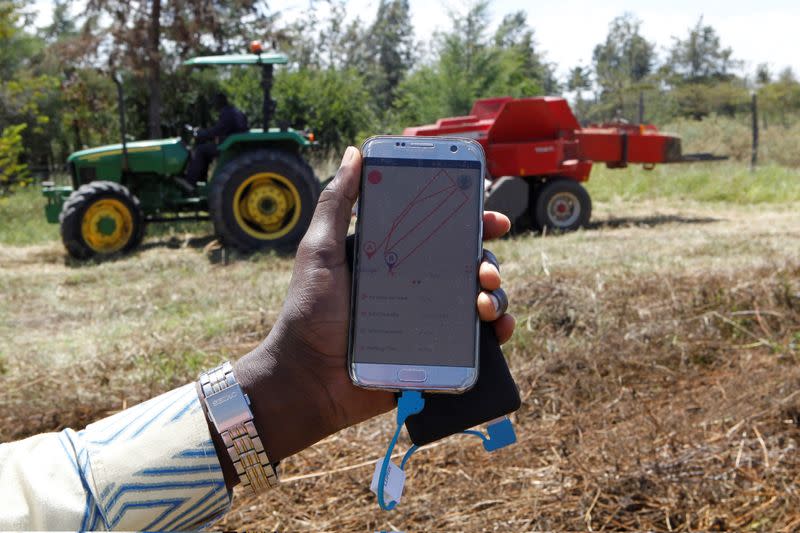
[348,136,486,392]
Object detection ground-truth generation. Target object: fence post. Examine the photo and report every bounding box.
[638,91,644,124]
[751,92,759,169]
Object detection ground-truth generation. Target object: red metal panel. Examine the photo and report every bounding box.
[486,141,561,177]
[487,97,581,144]
[486,139,590,181]
[627,134,671,163]
[575,129,622,162]
[470,97,513,119]
[577,128,679,164]
[402,96,684,182]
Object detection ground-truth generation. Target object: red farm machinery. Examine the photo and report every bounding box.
[403,96,725,232]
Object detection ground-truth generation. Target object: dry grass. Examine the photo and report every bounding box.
[1,198,798,531]
[663,115,800,168]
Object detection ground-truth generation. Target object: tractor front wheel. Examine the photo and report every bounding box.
[60,181,145,259]
[209,150,319,252]
[533,179,592,232]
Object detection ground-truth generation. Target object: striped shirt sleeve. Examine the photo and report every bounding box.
[0,383,232,531]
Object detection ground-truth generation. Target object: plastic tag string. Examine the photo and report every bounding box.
[397,417,517,476]
[375,390,517,511]
[376,390,425,510]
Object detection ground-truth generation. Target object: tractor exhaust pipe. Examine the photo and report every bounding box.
[112,72,129,172]
[261,63,276,131]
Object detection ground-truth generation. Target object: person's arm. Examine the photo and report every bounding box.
[199,107,234,141]
[0,384,229,531]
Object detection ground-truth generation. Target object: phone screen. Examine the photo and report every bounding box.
[351,156,482,367]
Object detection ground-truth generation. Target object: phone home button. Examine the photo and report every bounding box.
[398,369,427,383]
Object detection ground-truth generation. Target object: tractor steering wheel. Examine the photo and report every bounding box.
[180,124,198,145]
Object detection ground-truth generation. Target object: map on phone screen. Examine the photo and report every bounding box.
[353,157,482,367]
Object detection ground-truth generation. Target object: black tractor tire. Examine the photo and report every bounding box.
[209,150,320,252]
[533,179,592,232]
[59,181,145,260]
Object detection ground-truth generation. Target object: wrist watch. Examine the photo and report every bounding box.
[199,361,279,492]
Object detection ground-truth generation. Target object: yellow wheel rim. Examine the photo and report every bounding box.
[232,172,302,240]
[80,198,134,254]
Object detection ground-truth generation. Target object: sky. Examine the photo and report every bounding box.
[31,0,800,81]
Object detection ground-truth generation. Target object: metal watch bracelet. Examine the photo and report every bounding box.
[199,361,279,492]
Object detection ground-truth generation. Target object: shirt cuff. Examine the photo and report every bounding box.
[73,383,232,530]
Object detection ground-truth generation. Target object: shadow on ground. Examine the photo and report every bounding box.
[587,213,720,230]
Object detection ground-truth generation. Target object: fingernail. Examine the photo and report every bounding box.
[342,146,357,164]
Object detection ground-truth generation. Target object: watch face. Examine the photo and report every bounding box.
[206,384,253,432]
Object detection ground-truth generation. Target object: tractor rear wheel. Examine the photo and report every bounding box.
[60,181,145,259]
[533,179,592,232]
[209,150,319,252]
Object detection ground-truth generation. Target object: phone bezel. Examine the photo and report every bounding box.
[347,135,485,393]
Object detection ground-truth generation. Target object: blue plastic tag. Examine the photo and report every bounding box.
[482,416,517,452]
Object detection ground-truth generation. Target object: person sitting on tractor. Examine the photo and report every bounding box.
[175,92,249,192]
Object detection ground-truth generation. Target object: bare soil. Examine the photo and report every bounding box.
[1,199,798,531]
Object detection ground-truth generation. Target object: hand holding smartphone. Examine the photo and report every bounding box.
[348,136,486,393]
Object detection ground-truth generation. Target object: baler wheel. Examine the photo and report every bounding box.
[533,179,591,232]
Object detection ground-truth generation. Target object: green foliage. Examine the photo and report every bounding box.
[758,68,800,128]
[0,123,28,194]
[587,162,800,204]
[223,63,377,154]
[0,0,44,79]
[663,114,800,167]
[590,13,654,118]
[273,68,377,153]
[593,13,654,87]
[0,0,798,206]
[393,2,554,127]
[670,81,750,120]
[663,17,739,84]
[367,0,415,108]
[0,183,58,243]
[59,70,120,150]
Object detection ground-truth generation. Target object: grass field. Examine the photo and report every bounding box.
[1,162,799,530]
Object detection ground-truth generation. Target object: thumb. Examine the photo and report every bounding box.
[301,146,361,252]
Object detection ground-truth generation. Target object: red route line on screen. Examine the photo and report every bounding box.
[388,193,470,272]
[385,186,459,253]
[381,169,471,272]
[371,170,447,253]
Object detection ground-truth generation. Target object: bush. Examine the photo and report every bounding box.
[224,67,378,156]
[663,114,800,167]
[0,123,28,195]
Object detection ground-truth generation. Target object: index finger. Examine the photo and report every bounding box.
[483,211,511,241]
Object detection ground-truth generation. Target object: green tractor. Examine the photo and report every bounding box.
[43,49,320,259]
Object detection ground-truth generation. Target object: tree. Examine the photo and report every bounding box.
[492,11,558,96]
[758,67,800,127]
[592,13,655,116]
[40,0,76,42]
[755,63,771,86]
[0,124,28,194]
[567,65,592,119]
[664,17,738,83]
[367,0,415,108]
[437,0,499,114]
[0,0,64,168]
[272,68,377,153]
[660,18,745,119]
[83,0,275,138]
[393,1,556,127]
